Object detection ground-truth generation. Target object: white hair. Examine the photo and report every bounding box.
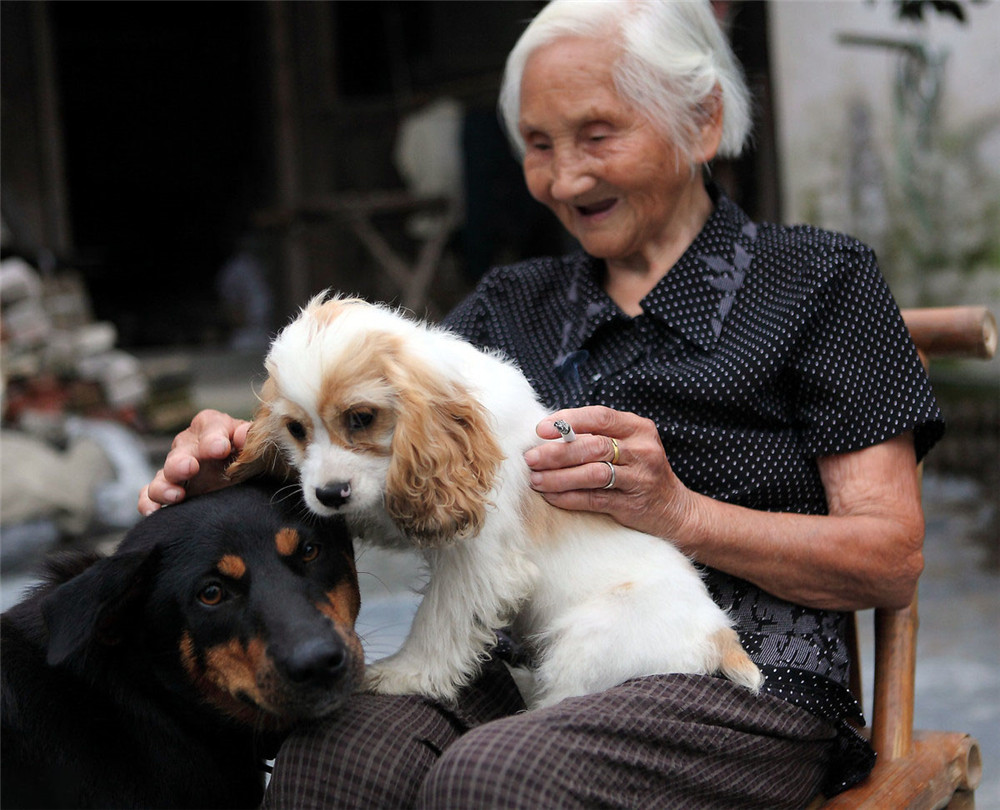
[498,0,752,163]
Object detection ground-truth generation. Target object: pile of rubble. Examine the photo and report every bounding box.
[0,257,183,557]
[1,257,150,431]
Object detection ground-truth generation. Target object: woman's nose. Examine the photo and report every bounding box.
[549,148,596,201]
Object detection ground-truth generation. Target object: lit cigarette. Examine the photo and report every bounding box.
[553,420,576,442]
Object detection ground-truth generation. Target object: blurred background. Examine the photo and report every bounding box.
[1,0,997,804]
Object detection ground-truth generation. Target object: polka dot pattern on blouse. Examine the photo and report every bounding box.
[443,183,942,786]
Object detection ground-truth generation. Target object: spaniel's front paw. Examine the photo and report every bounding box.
[364,657,461,703]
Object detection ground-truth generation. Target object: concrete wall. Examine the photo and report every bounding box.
[768,0,1000,315]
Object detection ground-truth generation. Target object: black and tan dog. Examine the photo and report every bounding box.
[1,482,362,809]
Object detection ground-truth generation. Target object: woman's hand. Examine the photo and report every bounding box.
[524,405,697,540]
[525,407,925,612]
[137,410,251,516]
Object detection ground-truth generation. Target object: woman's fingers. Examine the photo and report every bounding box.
[137,410,250,515]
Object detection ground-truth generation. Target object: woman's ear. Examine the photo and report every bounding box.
[693,85,725,165]
[384,373,504,547]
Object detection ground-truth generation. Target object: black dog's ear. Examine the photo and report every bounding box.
[41,546,161,668]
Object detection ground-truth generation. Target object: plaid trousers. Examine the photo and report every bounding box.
[263,659,835,809]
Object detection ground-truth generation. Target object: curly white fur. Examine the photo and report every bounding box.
[228,293,763,709]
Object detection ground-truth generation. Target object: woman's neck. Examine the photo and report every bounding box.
[603,181,714,316]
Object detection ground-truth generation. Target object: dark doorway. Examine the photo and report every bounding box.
[50,1,269,346]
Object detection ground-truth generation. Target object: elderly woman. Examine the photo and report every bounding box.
[141,1,941,807]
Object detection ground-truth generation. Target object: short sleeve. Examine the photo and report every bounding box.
[792,243,944,461]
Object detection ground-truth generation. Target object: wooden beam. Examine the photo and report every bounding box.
[267,0,309,313]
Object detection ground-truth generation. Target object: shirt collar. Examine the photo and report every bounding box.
[642,188,756,351]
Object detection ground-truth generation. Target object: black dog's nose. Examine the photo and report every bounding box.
[283,638,348,684]
[315,481,351,508]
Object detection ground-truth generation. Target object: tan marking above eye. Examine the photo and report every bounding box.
[275,528,299,557]
[217,554,246,580]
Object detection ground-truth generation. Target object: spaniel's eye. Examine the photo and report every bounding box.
[301,542,322,563]
[286,420,307,441]
[347,409,376,431]
[198,582,226,606]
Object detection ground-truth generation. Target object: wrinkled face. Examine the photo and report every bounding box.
[152,497,363,729]
[519,37,703,267]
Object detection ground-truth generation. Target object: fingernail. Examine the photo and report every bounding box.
[210,438,230,457]
[164,488,183,503]
[523,448,539,467]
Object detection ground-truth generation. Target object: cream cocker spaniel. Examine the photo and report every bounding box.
[227,293,763,708]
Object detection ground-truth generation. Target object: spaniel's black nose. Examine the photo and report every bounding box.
[315,482,351,508]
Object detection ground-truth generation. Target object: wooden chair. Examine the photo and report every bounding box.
[817,306,997,810]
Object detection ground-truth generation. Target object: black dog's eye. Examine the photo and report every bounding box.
[347,409,376,432]
[301,542,322,563]
[198,583,226,606]
[286,420,307,441]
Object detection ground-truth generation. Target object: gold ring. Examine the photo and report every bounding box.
[601,460,616,490]
[609,437,620,465]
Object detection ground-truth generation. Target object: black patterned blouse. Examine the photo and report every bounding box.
[443,183,943,792]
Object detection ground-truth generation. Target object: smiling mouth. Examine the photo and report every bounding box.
[575,199,616,217]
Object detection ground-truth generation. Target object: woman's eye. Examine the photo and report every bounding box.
[198,583,226,606]
[286,420,307,441]
[301,542,322,563]
[348,410,375,431]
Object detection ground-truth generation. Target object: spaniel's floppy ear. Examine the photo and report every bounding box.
[385,363,504,547]
[225,383,296,484]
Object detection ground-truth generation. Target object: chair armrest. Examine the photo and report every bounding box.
[901,306,997,360]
